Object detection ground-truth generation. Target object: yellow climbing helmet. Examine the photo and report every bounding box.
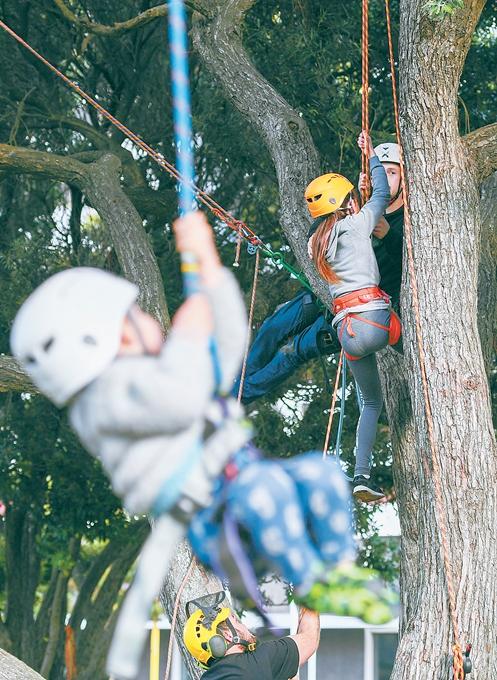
[305,173,354,219]
[183,593,232,669]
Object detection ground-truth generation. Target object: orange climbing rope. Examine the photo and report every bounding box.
[361,0,370,203]
[384,2,464,677]
[64,625,77,680]
[237,249,261,403]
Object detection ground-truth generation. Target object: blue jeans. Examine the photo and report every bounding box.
[188,452,355,595]
[336,309,392,477]
[232,291,340,403]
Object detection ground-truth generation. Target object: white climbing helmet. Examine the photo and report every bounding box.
[374,142,401,165]
[10,267,139,406]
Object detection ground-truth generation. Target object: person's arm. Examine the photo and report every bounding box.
[85,327,215,437]
[174,212,248,393]
[288,607,320,667]
[203,268,248,392]
[350,132,390,237]
[351,158,390,236]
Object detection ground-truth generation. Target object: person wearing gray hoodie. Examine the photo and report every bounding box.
[12,211,398,680]
[306,132,402,503]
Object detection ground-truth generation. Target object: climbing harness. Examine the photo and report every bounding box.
[332,286,402,360]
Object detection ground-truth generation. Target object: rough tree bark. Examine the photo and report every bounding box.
[0,649,45,680]
[389,1,497,678]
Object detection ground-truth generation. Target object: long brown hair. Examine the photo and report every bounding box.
[311,190,359,284]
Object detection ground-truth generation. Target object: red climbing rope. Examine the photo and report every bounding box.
[384,2,464,677]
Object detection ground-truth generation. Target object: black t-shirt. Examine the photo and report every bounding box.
[373,206,404,308]
[201,638,299,680]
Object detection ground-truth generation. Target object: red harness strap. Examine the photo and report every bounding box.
[338,310,402,361]
[332,286,390,315]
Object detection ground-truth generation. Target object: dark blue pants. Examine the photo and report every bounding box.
[233,291,339,403]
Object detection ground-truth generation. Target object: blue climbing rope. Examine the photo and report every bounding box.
[167,0,199,295]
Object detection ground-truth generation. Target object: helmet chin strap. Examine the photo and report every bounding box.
[387,167,403,206]
[224,618,256,653]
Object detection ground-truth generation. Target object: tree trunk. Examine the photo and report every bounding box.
[389,1,497,677]
[0,649,45,680]
[159,542,223,680]
[4,509,40,668]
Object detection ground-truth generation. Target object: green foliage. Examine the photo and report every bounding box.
[423,0,464,21]
[423,0,465,19]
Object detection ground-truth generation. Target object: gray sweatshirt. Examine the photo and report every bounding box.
[326,156,391,326]
[69,268,249,515]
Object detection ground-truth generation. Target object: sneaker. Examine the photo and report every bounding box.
[295,564,397,624]
[352,475,385,502]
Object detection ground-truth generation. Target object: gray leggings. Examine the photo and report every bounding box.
[336,309,391,477]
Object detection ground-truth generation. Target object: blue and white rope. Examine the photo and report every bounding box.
[168,0,199,294]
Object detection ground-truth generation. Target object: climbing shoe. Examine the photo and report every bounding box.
[296,564,397,625]
[352,475,385,503]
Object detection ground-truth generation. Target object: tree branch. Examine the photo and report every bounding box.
[0,144,170,328]
[52,0,207,35]
[39,570,69,678]
[0,144,87,186]
[0,649,45,680]
[464,122,497,182]
[0,357,36,393]
[192,0,331,305]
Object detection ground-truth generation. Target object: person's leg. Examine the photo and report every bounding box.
[233,291,320,399]
[244,291,319,372]
[280,452,355,564]
[237,339,302,403]
[347,354,383,477]
[238,313,332,403]
[336,310,390,499]
[226,461,324,595]
[295,315,340,360]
